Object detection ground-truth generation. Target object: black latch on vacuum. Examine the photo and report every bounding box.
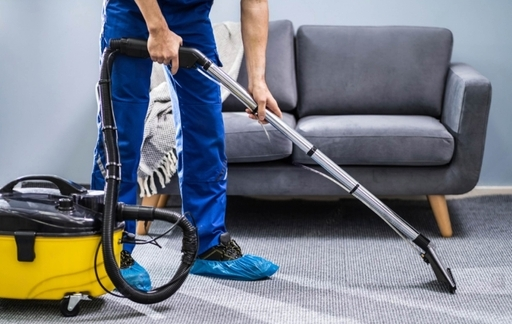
[14,231,36,262]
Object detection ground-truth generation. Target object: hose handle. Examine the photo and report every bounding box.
[108,38,212,69]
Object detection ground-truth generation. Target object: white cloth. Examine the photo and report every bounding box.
[213,21,244,101]
[137,80,178,197]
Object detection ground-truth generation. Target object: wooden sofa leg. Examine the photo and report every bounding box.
[427,195,453,237]
[136,194,169,235]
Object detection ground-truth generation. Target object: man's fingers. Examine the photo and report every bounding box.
[245,108,257,120]
[266,98,282,119]
[151,54,163,64]
[171,56,179,74]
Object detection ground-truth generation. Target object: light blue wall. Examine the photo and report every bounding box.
[0,1,103,185]
[0,0,510,187]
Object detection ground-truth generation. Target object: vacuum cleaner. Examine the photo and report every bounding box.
[0,41,198,317]
[110,39,457,293]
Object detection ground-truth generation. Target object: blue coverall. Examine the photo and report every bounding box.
[92,0,227,255]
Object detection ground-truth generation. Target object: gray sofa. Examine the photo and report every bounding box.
[160,20,492,237]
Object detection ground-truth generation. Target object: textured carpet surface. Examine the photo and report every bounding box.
[1,195,511,323]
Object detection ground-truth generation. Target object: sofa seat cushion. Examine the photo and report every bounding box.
[224,112,296,163]
[292,115,454,166]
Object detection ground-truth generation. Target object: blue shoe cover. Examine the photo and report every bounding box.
[190,254,279,280]
[120,261,152,292]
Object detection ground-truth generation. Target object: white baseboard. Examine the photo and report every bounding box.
[446,186,512,199]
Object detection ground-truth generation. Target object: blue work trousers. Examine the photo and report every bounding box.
[92,0,227,254]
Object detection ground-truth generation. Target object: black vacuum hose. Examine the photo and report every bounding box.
[97,46,197,304]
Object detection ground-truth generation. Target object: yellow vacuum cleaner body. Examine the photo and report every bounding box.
[0,180,123,301]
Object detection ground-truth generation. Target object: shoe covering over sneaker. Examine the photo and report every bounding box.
[190,233,279,280]
[119,250,152,292]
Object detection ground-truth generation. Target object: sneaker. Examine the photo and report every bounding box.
[119,250,152,292]
[197,232,242,261]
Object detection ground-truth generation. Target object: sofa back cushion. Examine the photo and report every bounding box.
[223,20,298,113]
[296,26,453,118]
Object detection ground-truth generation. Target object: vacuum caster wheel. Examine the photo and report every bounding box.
[60,298,80,317]
[60,293,87,317]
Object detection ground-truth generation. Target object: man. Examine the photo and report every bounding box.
[92,0,281,289]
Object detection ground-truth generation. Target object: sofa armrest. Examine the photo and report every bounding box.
[442,63,492,133]
[441,62,492,190]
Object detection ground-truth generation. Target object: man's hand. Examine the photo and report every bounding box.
[147,28,182,74]
[245,81,282,124]
[240,0,282,123]
[135,0,182,74]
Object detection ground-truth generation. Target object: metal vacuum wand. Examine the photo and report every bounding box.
[204,61,456,293]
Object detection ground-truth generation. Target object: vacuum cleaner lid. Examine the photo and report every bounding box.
[0,188,105,236]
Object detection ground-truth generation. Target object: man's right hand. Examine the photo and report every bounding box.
[147,28,183,74]
[134,0,182,74]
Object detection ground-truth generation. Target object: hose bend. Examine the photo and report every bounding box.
[98,47,197,304]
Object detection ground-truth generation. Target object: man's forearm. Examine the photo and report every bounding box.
[134,0,168,33]
[240,0,269,88]
[133,0,182,69]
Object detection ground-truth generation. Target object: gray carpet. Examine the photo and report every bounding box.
[1,195,511,323]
